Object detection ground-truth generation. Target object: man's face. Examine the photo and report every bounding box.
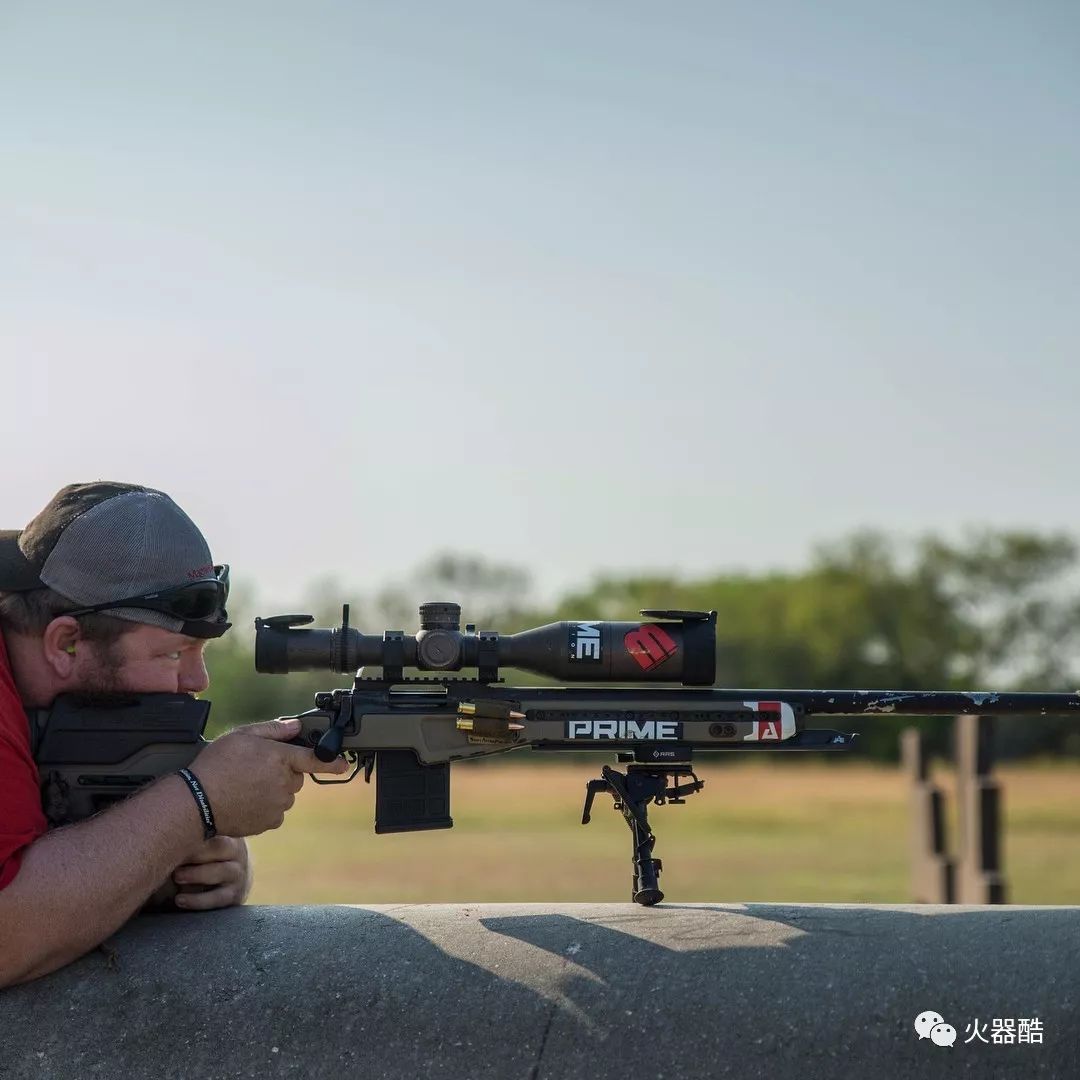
[78,624,210,696]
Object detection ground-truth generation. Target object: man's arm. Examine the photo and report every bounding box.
[0,716,347,989]
[0,773,205,987]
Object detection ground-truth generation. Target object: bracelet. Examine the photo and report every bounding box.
[177,768,217,841]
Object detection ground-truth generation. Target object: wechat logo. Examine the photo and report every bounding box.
[915,1010,957,1047]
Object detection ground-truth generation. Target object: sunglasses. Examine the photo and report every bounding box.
[65,565,231,636]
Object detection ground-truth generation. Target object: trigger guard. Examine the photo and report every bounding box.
[311,750,362,785]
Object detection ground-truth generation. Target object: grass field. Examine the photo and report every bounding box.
[246,760,1080,905]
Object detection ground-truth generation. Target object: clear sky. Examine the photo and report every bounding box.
[2,1,1078,611]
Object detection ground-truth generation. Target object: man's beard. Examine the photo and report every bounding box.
[72,642,131,699]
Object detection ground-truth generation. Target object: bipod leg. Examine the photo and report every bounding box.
[592,765,667,906]
[629,806,664,907]
[582,760,705,906]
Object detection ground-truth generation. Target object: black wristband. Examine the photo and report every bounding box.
[177,767,217,841]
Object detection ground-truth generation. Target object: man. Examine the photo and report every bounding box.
[0,482,347,988]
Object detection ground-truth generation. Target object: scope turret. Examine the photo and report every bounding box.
[419,603,461,631]
[254,604,717,686]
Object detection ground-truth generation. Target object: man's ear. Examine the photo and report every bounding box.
[41,616,82,678]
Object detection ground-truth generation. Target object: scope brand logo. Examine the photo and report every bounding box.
[568,622,602,663]
[914,1011,957,1047]
[625,624,679,671]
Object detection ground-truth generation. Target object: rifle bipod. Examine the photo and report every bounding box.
[581,762,705,906]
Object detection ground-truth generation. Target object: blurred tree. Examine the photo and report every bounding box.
[381,551,534,628]
[558,530,1080,760]
[203,629,329,738]
[204,533,1080,758]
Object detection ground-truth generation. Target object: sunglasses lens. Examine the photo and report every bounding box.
[68,565,231,628]
[169,581,226,620]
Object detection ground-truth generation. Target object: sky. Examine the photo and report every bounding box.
[2,1,1078,613]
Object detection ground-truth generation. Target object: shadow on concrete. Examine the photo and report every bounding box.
[2,906,543,1080]
[479,903,1080,1079]
[1,903,1076,1080]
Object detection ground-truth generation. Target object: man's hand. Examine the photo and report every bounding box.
[192,717,348,837]
[170,836,251,911]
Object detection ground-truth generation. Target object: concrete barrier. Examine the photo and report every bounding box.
[2,903,1077,1079]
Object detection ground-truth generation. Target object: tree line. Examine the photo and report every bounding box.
[205,530,1080,760]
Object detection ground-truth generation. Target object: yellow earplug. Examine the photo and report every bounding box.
[65,645,77,655]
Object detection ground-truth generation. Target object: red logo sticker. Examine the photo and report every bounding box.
[755,701,782,740]
[624,624,679,671]
[756,718,781,740]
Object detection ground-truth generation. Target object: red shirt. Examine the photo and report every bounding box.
[0,632,47,890]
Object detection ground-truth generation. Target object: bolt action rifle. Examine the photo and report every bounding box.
[30,602,1080,905]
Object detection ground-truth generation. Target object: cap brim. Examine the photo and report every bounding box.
[0,531,45,591]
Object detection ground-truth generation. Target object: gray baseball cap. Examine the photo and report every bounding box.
[0,482,230,638]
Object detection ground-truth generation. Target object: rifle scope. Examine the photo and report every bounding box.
[255,603,717,686]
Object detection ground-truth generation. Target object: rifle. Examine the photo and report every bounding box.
[31,602,1080,905]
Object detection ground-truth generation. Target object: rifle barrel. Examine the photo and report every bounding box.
[707,689,1080,716]
[479,686,1080,716]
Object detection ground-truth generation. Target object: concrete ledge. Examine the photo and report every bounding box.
[2,904,1078,1079]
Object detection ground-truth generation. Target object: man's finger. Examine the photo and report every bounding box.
[174,885,239,911]
[284,745,351,775]
[182,836,243,864]
[234,717,303,741]
[174,860,243,888]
